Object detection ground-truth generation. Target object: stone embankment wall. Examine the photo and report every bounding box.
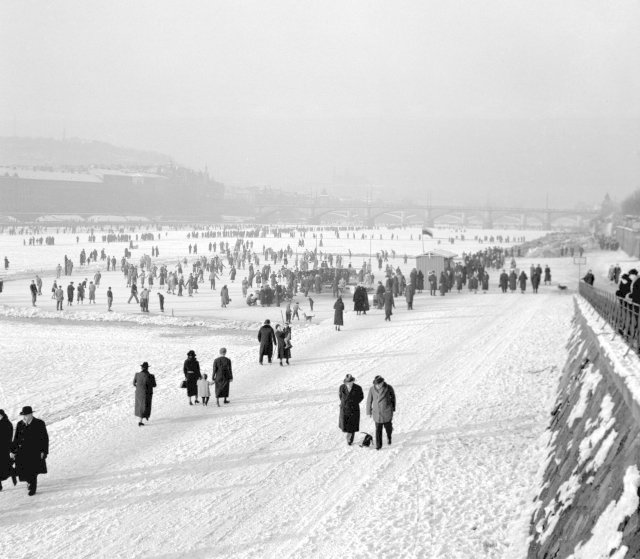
[527,298,640,558]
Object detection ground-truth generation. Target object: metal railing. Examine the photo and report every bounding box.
[579,282,640,354]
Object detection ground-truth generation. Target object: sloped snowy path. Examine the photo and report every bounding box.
[0,290,571,559]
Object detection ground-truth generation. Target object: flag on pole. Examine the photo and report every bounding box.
[421,227,433,238]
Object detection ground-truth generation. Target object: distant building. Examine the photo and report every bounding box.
[0,166,224,220]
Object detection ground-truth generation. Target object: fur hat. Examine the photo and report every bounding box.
[187,350,196,357]
[373,375,385,385]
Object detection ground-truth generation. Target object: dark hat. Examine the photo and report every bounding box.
[187,350,196,357]
[373,375,384,385]
[344,374,356,383]
[264,319,271,325]
[629,269,639,276]
[141,362,150,369]
[19,406,34,415]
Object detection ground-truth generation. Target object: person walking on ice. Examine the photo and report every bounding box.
[339,374,364,446]
[183,350,202,405]
[197,374,212,406]
[10,406,49,496]
[333,295,344,331]
[366,375,396,451]
[212,348,233,406]
[133,362,156,426]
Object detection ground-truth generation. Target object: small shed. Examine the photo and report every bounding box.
[416,249,457,279]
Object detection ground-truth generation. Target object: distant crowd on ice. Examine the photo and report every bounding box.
[7,224,560,318]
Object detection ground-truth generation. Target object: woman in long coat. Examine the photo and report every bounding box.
[212,348,233,406]
[221,285,230,307]
[133,362,156,426]
[275,324,290,366]
[518,271,528,293]
[339,374,364,445]
[0,410,14,490]
[333,296,344,331]
[184,350,202,404]
[383,290,395,321]
[353,285,365,315]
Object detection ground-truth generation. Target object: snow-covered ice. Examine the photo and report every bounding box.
[0,227,605,558]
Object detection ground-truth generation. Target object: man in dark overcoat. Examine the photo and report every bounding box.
[213,347,233,406]
[133,362,156,426]
[258,319,276,364]
[339,374,364,446]
[10,406,49,496]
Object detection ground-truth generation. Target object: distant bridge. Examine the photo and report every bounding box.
[254,202,600,228]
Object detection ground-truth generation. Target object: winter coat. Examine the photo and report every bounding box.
[353,286,367,312]
[183,358,202,397]
[133,370,156,419]
[221,286,230,305]
[405,285,415,304]
[518,272,528,291]
[366,383,396,424]
[197,378,211,398]
[333,298,345,326]
[0,416,13,481]
[339,383,364,433]
[531,273,540,289]
[212,356,233,398]
[12,417,49,480]
[258,325,276,358]
[383,292,395,315]
[276,329,288,359]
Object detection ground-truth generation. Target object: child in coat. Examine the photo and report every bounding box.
[197,374,213,406]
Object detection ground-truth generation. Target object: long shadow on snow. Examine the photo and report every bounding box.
[0,446,341,522]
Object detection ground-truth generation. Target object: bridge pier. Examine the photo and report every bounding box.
[482,210,493,229]
[520,214,527,228]
[424,208,435,228]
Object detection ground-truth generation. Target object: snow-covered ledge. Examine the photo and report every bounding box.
[527,296,640,558]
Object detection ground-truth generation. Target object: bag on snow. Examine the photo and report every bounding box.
[359,433,373,448]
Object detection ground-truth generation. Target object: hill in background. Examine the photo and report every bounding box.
[0,137,173,169]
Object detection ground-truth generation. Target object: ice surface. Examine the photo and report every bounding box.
[0,226,593,558]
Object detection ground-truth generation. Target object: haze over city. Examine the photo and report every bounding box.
[1,0,640,207]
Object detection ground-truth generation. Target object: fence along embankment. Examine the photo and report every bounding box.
[527,297,640,558]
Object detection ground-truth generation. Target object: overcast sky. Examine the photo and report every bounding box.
[2,0,639,207]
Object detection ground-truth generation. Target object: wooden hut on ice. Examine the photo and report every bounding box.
[415,249,457,279]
